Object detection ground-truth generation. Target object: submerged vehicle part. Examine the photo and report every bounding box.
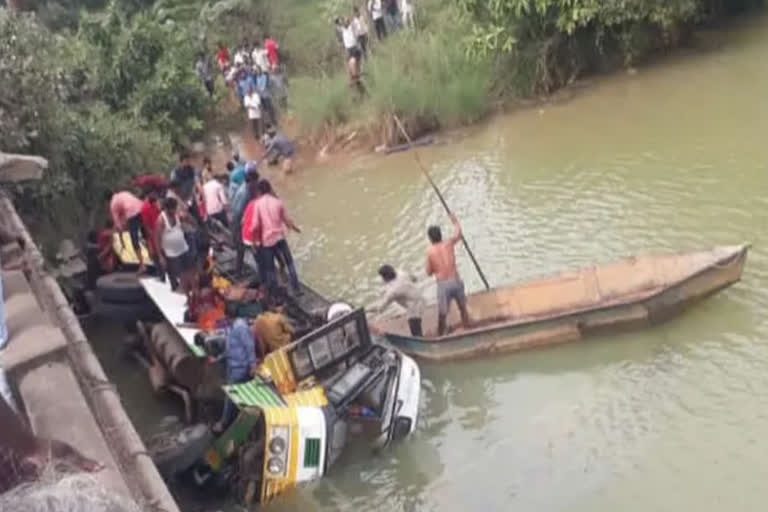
[200,309,420,506]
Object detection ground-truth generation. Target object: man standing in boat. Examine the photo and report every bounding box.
[426,214,470,336]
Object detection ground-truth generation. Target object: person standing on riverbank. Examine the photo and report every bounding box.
[368,0,386,40]
[342,17,362,61]
[244,84,263,139]
[373,264,425,336]
[251,41,270,73]
[353,7,370,58]
[401,0,415,28]
[251,179,301,295]
[216,41,230,72]
[386,0,401,31]
[195,52,215,98]
[255,68,277,127]
[264,34,279,72]
[426,214,470,335]
[107,189,146,273]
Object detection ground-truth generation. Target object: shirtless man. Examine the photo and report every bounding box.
[425,214,470,336]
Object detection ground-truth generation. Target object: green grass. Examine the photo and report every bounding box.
[287,2,493,139]
[290,73,354,135]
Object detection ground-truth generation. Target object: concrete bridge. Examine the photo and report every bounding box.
[0,176,179,510]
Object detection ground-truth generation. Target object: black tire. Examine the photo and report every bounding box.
[94,298,162,323]
[96,273,147,303]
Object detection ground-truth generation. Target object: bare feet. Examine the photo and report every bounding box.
[26,439,105,474]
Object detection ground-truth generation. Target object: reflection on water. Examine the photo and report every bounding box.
[257,13,768,512]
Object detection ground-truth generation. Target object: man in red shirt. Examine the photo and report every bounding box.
[140,188,162,267]
[216,42,230,71]
[264,35,279,71]
[250,179,301,294]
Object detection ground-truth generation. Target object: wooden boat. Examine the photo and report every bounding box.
[375,245,750,362]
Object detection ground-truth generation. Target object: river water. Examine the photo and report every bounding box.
[261,13,768,512]
[95,12,768,512]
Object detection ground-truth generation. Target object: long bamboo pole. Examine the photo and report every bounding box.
[392,114,491,290]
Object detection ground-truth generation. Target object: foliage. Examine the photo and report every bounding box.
[76,4,210,144]
[453,0,720,93]
[290,1,492,139]
[0,6,195,239]
[366,28,492,127]
[290,74,354,135]
[0,12,56,151]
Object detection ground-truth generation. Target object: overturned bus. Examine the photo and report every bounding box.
[143,298,421,507]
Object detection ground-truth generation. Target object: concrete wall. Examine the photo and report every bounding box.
[0,192,180,512]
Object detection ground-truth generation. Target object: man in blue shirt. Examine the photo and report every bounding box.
[235,68,256,106]
[214,318,258,433]
[255,68,276,127]
[230,168,259,276]
[228,154,246,200]
[263,127,296,175]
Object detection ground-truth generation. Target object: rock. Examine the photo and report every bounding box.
[0,153,48,183]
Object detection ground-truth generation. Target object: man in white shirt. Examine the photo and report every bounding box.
[352,7,370,58]
[401,0,414,28]
[372,264,425,336]
[368,0,386,40]
[251,41,270,72]
[203,174,229,227]
[342,18,361,60]
[243,85,262,139]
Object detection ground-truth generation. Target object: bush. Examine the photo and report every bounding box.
[290,5,493,140]
[290,73,354,136]
[0,6,195,243]
[366,29,492,127]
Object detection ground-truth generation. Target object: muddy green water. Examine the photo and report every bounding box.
[264,14,768,512]
[95,13,768,512]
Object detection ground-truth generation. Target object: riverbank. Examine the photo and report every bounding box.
[252,7,764,173]
[274,0,764,148]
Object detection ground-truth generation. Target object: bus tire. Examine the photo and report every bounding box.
[96,273,147,303]
[94,298,162,323]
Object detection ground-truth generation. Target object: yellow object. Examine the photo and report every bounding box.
[260,349,297,395]
[261,406,299,503]
[254,312,294,354]
[284,387,328,408]
[112,231,151,265]
[212,275,231,290]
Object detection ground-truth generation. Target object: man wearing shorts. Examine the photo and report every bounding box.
[426,214,470,336]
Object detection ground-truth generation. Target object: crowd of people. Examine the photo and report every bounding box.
[102,145,300,295]
[195,2,418,121]
[195,35,288,141]
[100,147,308,431]
[334,0,416,93]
